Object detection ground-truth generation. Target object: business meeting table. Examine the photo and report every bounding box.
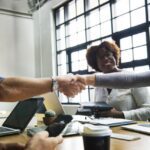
[0,125,150,150]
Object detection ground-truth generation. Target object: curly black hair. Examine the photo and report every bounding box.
[86,41,120,71]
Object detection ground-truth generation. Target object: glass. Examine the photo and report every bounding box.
[77,16,85,32]
[148,5,150,21]
[87,25,100,41]
[100,4,111,22]
[87,0,99,10]
[67,20,77,36]
[133,46,147,60]
[57,40,61,51]
[77,0,84,15]
[71,51,78,62]
[130,0,145,10]
[120,36,132,50]
[112,0,129,17]
[101,21,111,37]
[131,7,146,27]
[57,51,67,65]
[86,9,100,28]
[132,32,146,47]
[77,31,86,44]
[59,25,65,39]
[61,64,67,75]
[79,50,86,61]
[69,34,78,47]
[72,61,79,72]
[59,38,66,50]
[79,60,87,70]
[99,0,109,5]
[56,7,64,25]
[121,50,133,63]
[68,0,76,20]
[113,13,130,32]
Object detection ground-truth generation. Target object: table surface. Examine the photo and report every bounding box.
[0,125,150,150]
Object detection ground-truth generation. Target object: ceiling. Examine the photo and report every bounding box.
[0,0,31,14]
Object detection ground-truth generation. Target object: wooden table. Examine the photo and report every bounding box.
[0,126,150,150]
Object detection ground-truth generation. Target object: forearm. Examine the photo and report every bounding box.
[0,77,52,102]
[95,71,150,89]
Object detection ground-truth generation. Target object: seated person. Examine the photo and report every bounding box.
[86,41,150,121]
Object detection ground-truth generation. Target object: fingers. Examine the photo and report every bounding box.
[25,132,63,150]
[57,75,86,97]
[47,135,63,145]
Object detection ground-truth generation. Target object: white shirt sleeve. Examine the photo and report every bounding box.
[123,87,150,121]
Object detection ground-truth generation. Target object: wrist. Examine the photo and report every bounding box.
[50,77,59,92]
[85,75,95,86]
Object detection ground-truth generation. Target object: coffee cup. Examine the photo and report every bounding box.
[82,124,112,150]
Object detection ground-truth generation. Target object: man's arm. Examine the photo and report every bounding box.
[0,75,85,102]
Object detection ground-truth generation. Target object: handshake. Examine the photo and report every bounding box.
[54,74,95,97]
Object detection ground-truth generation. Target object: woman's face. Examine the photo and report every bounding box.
[96,48,117,73]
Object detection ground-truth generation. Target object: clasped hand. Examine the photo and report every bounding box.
[55,75,87,97]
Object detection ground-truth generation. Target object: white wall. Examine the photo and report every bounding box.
[0,13,35,77]
[32,0,68,77]
[0,12,35,111]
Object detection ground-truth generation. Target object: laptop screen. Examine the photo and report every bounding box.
[3,97,43,131]
[42,92,65,116]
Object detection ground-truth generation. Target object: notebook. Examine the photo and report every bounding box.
[122,123,150,135]
[0,97,43,137]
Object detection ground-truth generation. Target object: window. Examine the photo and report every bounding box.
[54,0,150,103]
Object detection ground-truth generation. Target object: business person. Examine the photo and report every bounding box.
[85,41,150,120]
[0,75,85,150]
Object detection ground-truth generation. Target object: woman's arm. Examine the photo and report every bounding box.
[123,87,150,121]
[79,71,150,89]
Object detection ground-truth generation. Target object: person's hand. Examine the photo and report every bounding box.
[97,108,125,118]
[56,75,86,97]
[25,131,63,150]
[76,74,96,86]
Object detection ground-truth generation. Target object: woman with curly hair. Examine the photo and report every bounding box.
[86,41,150,121]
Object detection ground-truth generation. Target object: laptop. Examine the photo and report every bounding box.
[0,97,43,137]
[122,123,150,135]
[42,92,65,116]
